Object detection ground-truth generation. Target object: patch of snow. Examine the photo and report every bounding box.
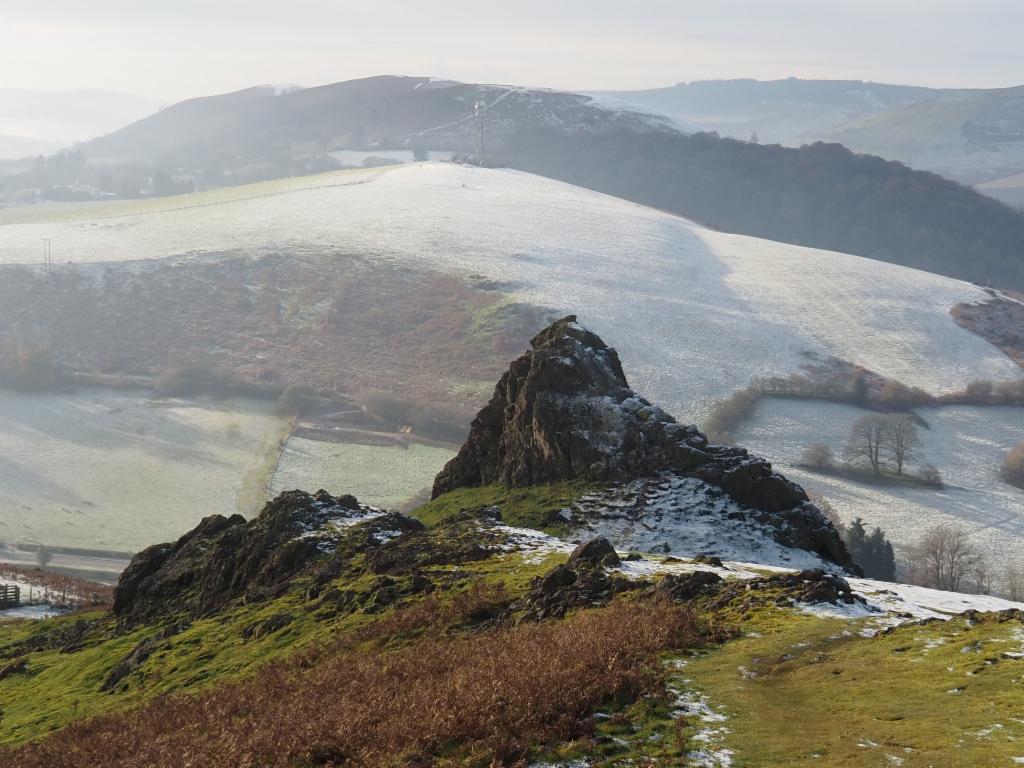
[667,658,734,767]
[733,399,1024,578]
[292,501,390,552]
[796,600,880,620]
[850,579,1024,622]
[491,524,574,564]
[566,476,835,572]
[370,528,405,545]
[1,603,66,620]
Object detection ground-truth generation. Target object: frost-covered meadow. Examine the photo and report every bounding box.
[0,389,285,552]
[0,389,456,554]
[270,437,454,509]
[733,397,1024,572]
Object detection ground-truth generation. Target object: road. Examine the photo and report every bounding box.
[0,549,129,583]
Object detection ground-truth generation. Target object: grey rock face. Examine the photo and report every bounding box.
[433,316,854,570]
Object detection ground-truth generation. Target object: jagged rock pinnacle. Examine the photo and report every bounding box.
[433,316,854,569]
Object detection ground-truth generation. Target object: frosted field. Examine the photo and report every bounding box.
[733,397,1024,572]
[270,437,454,509]
[1,163,1017,422]
[0,390,287,552]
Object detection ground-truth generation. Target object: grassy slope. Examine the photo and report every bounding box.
[0,483,587,748]
[413,481,596,532]
[0,545,563,748]
[828,92,996,153]
[680,608,1024,767]
[3,481,1022,765]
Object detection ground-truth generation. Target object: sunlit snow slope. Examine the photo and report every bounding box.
[0,164,1018,419]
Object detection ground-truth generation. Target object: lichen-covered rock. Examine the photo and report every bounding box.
[511,557,642,621]
[432,316,684,494]
[567,537,621,568]
[650,570,724,602]
[113,490,382,628]
[432,316,854,570]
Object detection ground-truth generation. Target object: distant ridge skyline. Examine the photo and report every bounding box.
[3,1,1022,101]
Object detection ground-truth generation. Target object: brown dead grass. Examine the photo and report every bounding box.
[952,298,1024,370]
[4,597,712,768]
[0,256,545,415]
[0,564,113,608]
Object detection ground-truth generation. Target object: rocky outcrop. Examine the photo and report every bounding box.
[112,490,384,628]
[433,316,854,570]
[433,316,681,494]
[510,542,643,621]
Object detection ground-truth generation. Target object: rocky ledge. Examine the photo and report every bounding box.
[113,490,403,628]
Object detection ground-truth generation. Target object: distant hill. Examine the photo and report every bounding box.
[0,88,161,160]
[596,78,1024,186]
[593,78,934,145]
[55,75,1024,289]
[82,75,675,166]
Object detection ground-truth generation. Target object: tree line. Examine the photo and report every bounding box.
[813,492,1022,598]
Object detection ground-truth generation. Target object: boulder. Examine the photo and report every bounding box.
[567,537,621,568]
[652,570,724,602]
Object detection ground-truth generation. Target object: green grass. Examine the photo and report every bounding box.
[0,481,591,747]
[411,481,595,532]
[0,585,373,745]
[0,542,563,748]
[0,563,407,746]
[677,609,1024,767]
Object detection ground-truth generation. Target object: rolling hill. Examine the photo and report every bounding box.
[593,77,935,145]
[0,163,1021,572]
[600,78,1024,187]
[81,75,674,167]
[2,317,1023,767]
[62,75,1024,290]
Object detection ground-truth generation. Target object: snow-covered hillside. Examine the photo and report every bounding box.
[0,164,1018,420]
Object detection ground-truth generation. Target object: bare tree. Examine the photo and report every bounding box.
[920,463,943,488]
[801,443,834,471]
[1003,442,1024,489]
[906,525,982,592]
[1004,562,1024,602]
[845,415,888,475]
[885,414,920,475]
[807,491,841,532]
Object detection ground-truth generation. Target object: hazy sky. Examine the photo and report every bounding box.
[3,0,1022,101]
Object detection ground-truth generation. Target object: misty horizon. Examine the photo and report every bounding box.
[3,1,1024,102]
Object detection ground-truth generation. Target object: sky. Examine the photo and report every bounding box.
[2,0,1023,102]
